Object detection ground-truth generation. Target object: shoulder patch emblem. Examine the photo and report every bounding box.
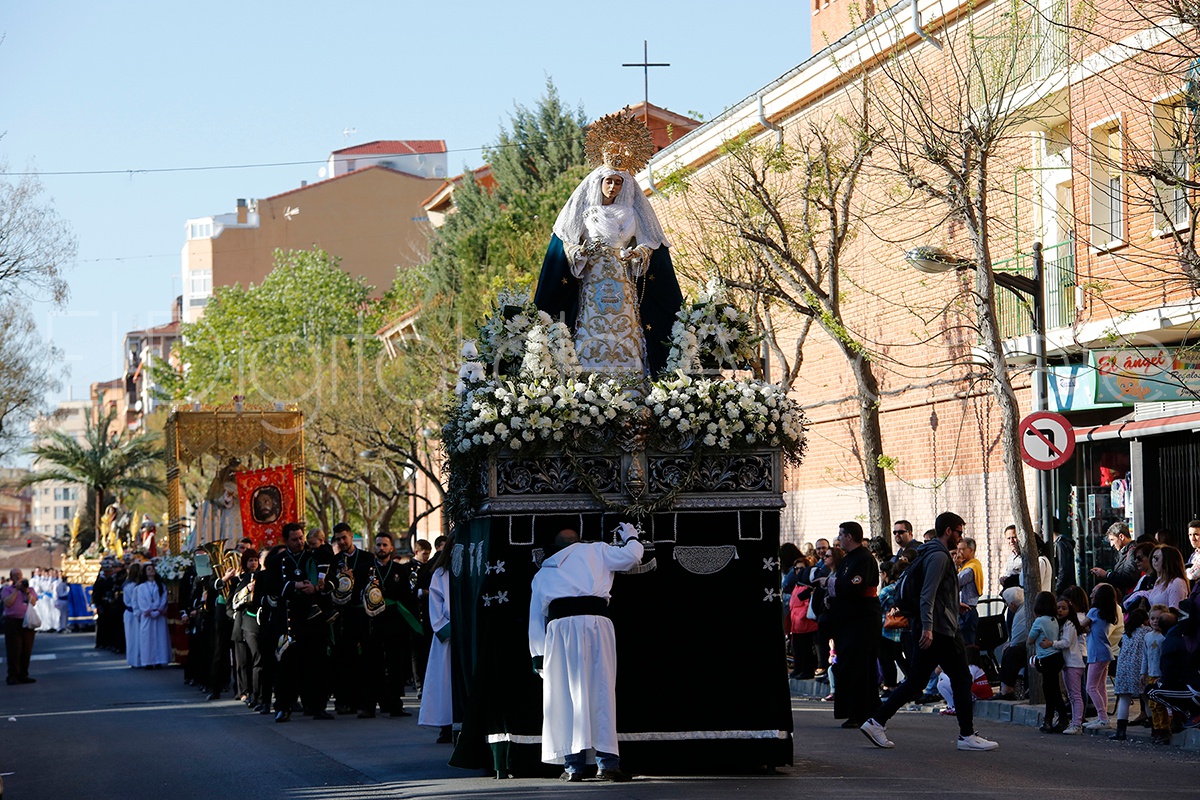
[851,575,863,585]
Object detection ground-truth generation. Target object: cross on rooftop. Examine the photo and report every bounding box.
[622,40,670,124]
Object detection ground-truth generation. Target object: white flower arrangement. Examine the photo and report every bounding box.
[452,372,637,454]
[154,553,193,581]
[665,276,761,373]
[646,372,806,454]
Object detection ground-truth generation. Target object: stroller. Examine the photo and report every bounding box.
[969,596,1008,685]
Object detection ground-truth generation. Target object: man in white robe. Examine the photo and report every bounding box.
[528,524,642,782]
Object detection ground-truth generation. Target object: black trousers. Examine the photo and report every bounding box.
[833,619,881,723]
[789,632,817,677]
[873,629,975,737]
[879,637,907,687]
[4,618,35,680]
[209,607,234,691]
[1037,651,1068,725]
[364,611,412,712]
[275,618,330,714]
[236,614,261,702]
[332,609,368,710]
[999,642,1028,688]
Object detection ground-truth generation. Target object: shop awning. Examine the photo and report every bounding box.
[1074,410,1200,441]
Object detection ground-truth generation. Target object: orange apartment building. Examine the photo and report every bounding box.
[182,140,448,323]
[640,0,1199,588]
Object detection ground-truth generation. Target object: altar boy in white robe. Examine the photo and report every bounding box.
[529,523,642,783]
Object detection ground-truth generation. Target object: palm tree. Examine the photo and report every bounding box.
[22,405,165,550]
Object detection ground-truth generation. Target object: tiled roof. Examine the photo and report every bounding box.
[331,140,446,156]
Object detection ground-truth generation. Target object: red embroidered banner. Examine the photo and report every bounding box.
[235,465,296,550]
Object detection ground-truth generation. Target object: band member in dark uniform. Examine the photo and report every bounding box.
[823,520,882,728]
[253,544,287,714]
[261,522,329,722]
[329,523,374,716]
[231,548,261,707]
[362,531,419,717]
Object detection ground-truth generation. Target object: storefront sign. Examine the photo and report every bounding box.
[1092,348,1200,404]
[1048,365,1122,412]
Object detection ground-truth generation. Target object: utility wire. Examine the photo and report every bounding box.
[0,121,685,178]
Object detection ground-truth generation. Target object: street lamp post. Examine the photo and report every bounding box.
[906,243,1051,543]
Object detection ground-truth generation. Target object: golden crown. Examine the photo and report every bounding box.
[585,110,655,174]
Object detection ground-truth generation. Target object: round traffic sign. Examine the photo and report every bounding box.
[1018,411,1076,470]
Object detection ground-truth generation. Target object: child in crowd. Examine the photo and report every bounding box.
[1047,594,1086,734]
[1084,583,1119,730]
[1029,591,1068,733]
[1145,606,1174,744]
[1110,606,1150,740]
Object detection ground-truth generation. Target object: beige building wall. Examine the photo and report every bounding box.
[183,166,440,323]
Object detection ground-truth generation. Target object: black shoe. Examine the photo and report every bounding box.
[358,710,376,719]
[841,718,864,729]
[559,771,583,782]
[6,677,19,686]
[19,677,36,684]
[335,705,356,715]
[1108,730,1127,740]
[435,733,453,744]
[597,769,632,782]
[259,705,272,715]
[390,708,412,717]
[311,710,334,720]
[274,711,291,723]
[206,692,221,701]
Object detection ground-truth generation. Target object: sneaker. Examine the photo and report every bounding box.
[939,708,957,716]
[1083,719,1113,731]
[957,733,999,751]
[860,718,894,748]
[559,771,583,782]
[1061,724,1083,735]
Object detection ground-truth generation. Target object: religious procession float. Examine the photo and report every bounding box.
[443,113,807,776]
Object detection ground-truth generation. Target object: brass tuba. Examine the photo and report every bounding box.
[200,541,242,601]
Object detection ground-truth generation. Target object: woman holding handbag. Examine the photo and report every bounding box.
[3,568,39,684]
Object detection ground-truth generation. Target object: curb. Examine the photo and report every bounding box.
[789,676,1200,752]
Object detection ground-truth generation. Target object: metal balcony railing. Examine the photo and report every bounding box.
[990,239,1076,339]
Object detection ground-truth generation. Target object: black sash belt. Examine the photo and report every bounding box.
[548,596,609,621]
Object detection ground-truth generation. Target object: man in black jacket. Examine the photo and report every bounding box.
[824,521,880,728]
[262,522,325,722]
[860,512,999,752]
[1090,522,1138,595]
[330,522,373,716]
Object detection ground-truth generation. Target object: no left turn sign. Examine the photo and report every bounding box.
[1018,411,1076,470]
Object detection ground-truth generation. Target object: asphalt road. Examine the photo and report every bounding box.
[3,632,1198,799]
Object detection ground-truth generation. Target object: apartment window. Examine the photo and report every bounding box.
[347,159,357,172]
[189,268,212,298]
[188,222,213,239]
[1090,123,1124,247]
[1153,100,1191,231]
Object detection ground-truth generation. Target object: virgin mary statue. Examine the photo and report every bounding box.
[534,112,682,375]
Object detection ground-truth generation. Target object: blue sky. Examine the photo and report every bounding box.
[1,1,810,406]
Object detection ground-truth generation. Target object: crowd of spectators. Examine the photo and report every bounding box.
[780,516,1200,746]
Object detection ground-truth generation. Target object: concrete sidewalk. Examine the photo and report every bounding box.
[789,675,1200,752]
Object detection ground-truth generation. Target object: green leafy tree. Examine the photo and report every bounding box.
[486,78,588,204]
[21,405,165,550]
[158,248,381,404]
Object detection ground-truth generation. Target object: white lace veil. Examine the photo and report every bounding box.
[552,166,670,250]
